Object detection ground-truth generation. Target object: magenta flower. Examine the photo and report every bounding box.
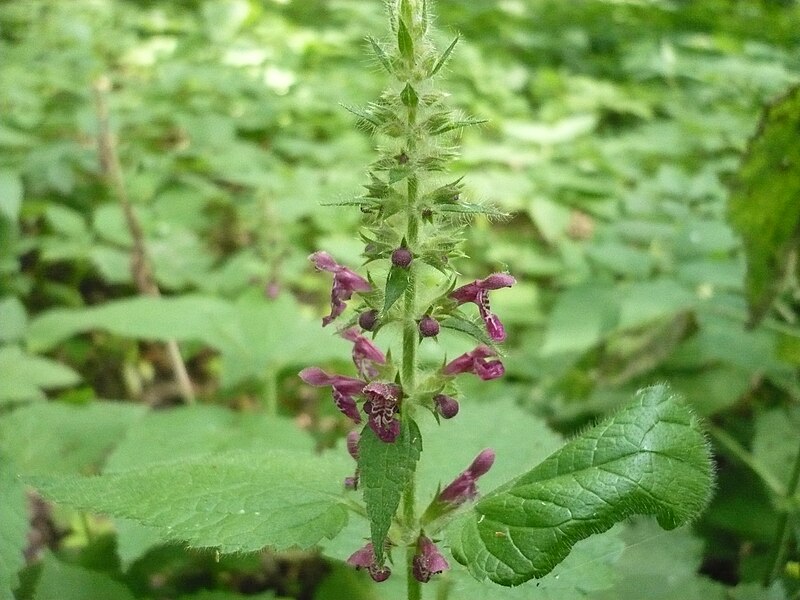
[309,251,371,326]
[450,273,516,341]
[438,449,496,506]
[347,542,391,582]
[412,536,450,582]
[341,327,386,379]
[442,346,505,381]
[362,382,402,443]
[299,367,365,423]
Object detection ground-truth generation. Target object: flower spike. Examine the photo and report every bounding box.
[450,273,516,341]
[309,251,371,326]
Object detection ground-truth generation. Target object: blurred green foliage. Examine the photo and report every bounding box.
[1,0,800,598]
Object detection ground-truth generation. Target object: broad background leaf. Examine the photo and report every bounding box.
[728,84,800,325]
[32,450,351,553]
[0,455,28,600]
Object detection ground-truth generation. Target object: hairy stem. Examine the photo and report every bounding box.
[93,76,195,406]
[764,436,800,586]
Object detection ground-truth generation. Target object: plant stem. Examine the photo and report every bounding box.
[402,175,421,600]
[763,435,800,586]
[93,76,195,405]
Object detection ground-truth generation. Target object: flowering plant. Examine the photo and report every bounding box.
[299,1,715,598]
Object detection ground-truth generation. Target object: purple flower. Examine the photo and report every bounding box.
[412,536,449,582]
[309,251,371,326]
[433,394,459,419]
[347,543,391,582]
[299,367,365,423]
[438,449,496,505]
[362,382,402,443]
[450,273,516,342]
[344,430,360,490]
[442,346,505,381]
[341,327,386,379]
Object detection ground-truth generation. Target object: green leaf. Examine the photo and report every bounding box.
[383,264,411,313]
[104,404,314,472]
[397,18,414,63]
[0,346,81,404]
[429,36,459,77]
[400,83,418,109]
[32,554,136,600]
[440,314,492,346]
[367,36,393,75]
[0,297,26,343]
[728,84,800,326]
[0,455,28,600]
[26,295,233,353]
[540,283,618,356]
[0,402,145,475]
[449,384,714,586]
[0,170,22,223]
[31,450,350,553]
[445,531,625,600]
[25,294,344,387]
[593,520,727,600]
[359,419,422,564]
[753,405,800,492]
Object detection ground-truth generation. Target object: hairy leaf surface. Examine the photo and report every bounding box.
[32,450,351,553]
[359,419,422,563]
[449,385,714,586]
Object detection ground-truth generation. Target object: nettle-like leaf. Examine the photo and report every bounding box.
[359,419,422,564]
[449,384,714,586]
[31,450,351,554]
[383,264,411,313]
[728,84,800,326]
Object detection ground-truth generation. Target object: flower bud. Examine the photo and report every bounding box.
[391,247,413,268]
[418,315,439,338]
[358,309,379,331]
[433,394,459,419]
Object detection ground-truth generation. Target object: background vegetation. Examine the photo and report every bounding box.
[1,0,799,598]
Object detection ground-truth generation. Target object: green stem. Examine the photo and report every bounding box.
[764,436,800,586]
